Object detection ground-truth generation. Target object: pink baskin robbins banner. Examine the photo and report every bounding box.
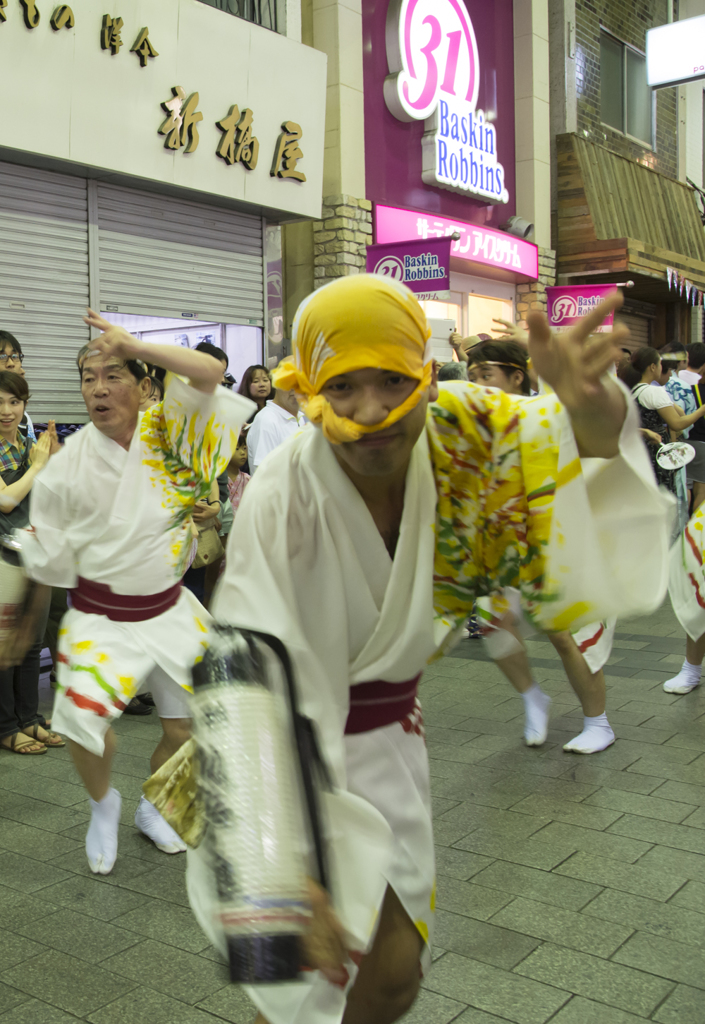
[375,204,538,280]
[366,237,451,300]
[546,285,616,333]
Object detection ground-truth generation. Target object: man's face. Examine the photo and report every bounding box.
[216,358,228,385]
[278,388,300,416]
[321,367,435,478]
[467,361,524,395]
[80,353,150,440]
[0,343,25,377]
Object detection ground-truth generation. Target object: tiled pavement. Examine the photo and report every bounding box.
[0,600,704,1023]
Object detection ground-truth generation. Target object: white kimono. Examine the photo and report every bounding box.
[20,377,253,755]
[669,503,705,639]
[186,381,671,1024]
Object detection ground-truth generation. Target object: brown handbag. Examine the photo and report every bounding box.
[192,524,224,569]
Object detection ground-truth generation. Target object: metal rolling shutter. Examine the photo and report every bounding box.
[619,313,651,348]
[0,161,90,422]
[96,183,264,324]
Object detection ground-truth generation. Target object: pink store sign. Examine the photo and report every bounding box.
[366,237,451,300]
[546,285,616,333]
[375,204,538,281]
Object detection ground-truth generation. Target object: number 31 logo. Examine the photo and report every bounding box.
[384,0,479,123]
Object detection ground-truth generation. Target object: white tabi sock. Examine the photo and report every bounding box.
[134,795,187,854]
[86,787,121,875]
[663,659,702,695]
[563,713,615,754]
[522,684,551,747]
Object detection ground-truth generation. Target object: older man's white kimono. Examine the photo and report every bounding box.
[186,381,671,1024]
[20,377,252,755]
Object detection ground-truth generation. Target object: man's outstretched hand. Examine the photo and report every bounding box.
[527,290,629,459]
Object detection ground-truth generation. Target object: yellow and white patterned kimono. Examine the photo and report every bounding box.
[20,376,252,756]
[187,379,670,1024]
[669,502,705,639]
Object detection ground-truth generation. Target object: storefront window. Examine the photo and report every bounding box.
[600,32,653,147]
[420,299,463,330]
[196,0,284,34]
[419,293,515,339]
[466,294,514,338]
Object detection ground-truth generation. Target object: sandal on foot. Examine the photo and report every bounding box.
[1,732,47,754]
[22,723,65,747]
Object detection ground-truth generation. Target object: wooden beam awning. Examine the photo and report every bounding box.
[556,134,705,292]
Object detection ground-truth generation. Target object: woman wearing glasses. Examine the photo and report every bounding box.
[0,331,35,441]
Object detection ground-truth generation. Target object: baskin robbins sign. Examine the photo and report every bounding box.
[366,237,452,300]
[384,0,508,205]
[546,286,616,333]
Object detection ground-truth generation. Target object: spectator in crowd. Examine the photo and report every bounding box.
[437,361,468,382]
[2,330,66,702]
[237,363,273,420]
[659,345,697,527]
[246,386,303,472]
[619,347,705,498]
[226,432,250,515]
[490,319,539,391]
[194,341,229,384]
[0,371,63,753]
[194,342,232,574]
[139,374,164,411]
[674,345,705,513]
[0,330,35,441]
[465,340,532,395]
[679,342,705,386]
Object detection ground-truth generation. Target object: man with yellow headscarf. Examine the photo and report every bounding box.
[187,275,670,1024]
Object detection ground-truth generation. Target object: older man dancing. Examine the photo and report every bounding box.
[186,276,670,1024]
[13,312,252,874]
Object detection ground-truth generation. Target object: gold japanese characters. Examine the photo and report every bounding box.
[0,3,308,184]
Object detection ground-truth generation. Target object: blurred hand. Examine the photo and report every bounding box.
[0,584,51,669]
[449,332,469,362]
[83,308,144,363]
[492,318,529,348]
[527,292,626,417]
[302,879,350,987]
[29,431,51,470]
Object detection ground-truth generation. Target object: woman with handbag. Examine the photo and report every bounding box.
[182,480,222,604]
[0,372,63,753]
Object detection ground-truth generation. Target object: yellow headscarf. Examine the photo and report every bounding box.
[273,275,433,444]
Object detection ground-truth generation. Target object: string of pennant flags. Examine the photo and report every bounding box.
[666,267,704,305]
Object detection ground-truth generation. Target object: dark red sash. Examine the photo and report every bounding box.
[70,577,182,622]
[344,674,421,735]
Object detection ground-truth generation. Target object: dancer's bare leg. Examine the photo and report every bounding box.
[343,886,422,1024]
[548,632,605,716]
[549,632,614,753]
[664,632,705,693]
[254,887,422,1024]
[69,728,116,801]
[151,717,190,774]
[486,616,550,746]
